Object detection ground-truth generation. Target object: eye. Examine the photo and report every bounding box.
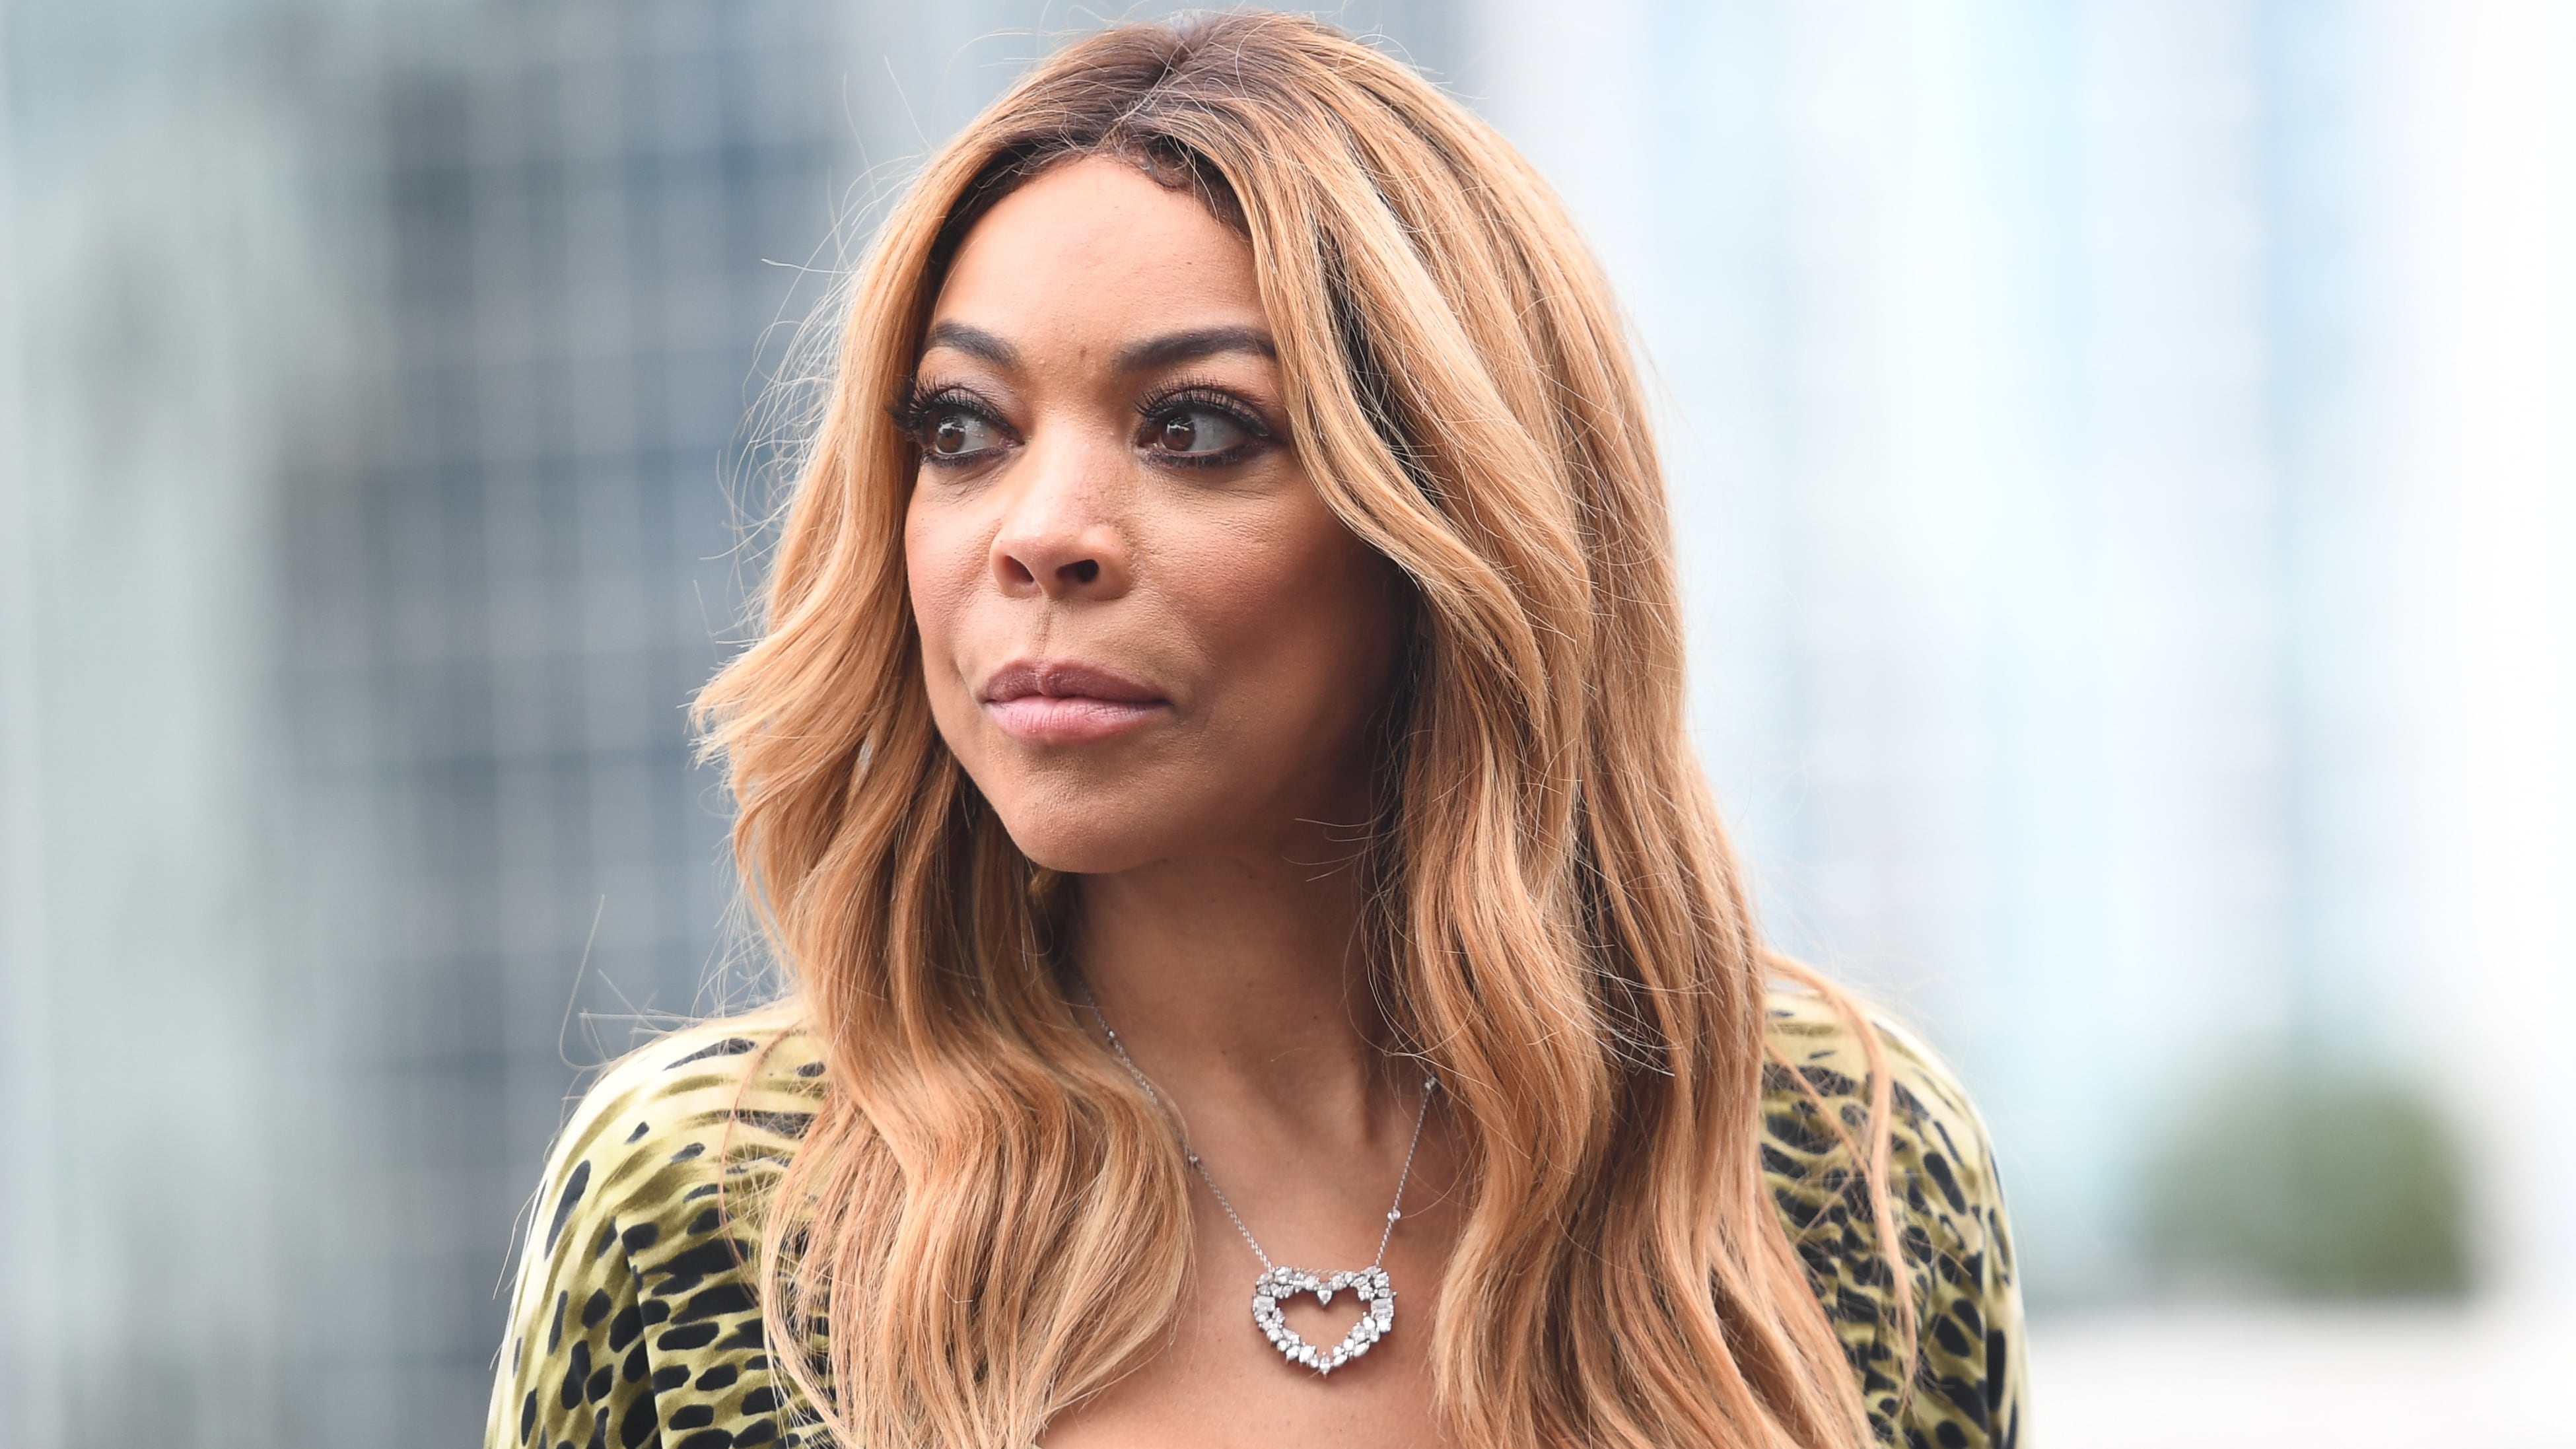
[1148,405,1248,458]
[926,408,1006,460]
[1138,394,1267,465]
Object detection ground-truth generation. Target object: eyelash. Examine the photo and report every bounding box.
[889,381,1013,464]
[889,378,1278,469]
[1135,381,1273,468]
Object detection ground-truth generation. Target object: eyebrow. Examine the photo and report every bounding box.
[919,321,1278,374]
[919,321,1019,367]
[1114,325,1277,372]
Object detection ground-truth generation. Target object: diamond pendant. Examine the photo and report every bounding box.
[1250,1265,1395,1376]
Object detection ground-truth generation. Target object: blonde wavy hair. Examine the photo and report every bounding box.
[696,12,1908,1448]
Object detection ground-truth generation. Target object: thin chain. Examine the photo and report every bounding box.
[1076,979,1434,1273]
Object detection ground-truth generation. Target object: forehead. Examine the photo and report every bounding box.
[926,156,1266,351]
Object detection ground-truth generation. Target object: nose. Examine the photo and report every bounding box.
[989,440,1132,601]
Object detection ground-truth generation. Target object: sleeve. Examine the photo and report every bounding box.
[1879,1022,2029,1449]
[486,1021,815,1449]
[485,1067,666,1449]
[1762,990,2029,1448]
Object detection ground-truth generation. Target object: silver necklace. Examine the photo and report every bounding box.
[1076,980,1436,1378]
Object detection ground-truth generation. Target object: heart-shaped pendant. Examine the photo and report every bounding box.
[1250,1265,1395,1376]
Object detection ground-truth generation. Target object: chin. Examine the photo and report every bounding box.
[987,796,1186,876]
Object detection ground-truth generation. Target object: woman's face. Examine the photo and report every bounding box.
[904,157,1409,875]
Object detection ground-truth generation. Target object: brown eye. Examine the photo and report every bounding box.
[1149,405,1249,458]
[928,410,1002,458]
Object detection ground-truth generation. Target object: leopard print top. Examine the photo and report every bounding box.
[485,989,2025,1449]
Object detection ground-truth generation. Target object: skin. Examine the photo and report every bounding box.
[904,157,1459,1448]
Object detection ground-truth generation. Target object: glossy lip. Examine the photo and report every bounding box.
[979,658,1171,744]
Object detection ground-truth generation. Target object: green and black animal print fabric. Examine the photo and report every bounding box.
[487,989,2025,1449]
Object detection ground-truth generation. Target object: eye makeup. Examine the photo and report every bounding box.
[1133,380,1276,469]
[892,373,1284,473]
[891,380,1018,466]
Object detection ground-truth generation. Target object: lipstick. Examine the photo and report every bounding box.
[979,658,1170,744]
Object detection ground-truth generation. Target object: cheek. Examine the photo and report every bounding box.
[904,493,986,711]
[1171,507,1405,748]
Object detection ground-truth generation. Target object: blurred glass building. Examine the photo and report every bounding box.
[3,2,2570,1446]
[5,3,872,1438]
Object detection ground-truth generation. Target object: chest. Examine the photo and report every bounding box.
[1036,1201,1458,1449]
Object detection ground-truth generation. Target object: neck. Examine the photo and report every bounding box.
[1070,837,1405,1143]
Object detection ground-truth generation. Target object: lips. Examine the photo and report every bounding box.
[979,658,1170,744]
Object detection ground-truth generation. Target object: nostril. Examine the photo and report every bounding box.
[1062,559,1101,586]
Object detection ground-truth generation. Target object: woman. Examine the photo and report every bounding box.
[487,14,2023,1449]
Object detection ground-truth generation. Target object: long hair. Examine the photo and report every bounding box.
[695,13,1907,1448]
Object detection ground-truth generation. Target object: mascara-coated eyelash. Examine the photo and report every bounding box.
[892,381,1015,464]
[1134,384,1274,468]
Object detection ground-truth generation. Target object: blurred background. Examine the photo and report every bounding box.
[2,1,2570,1444]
